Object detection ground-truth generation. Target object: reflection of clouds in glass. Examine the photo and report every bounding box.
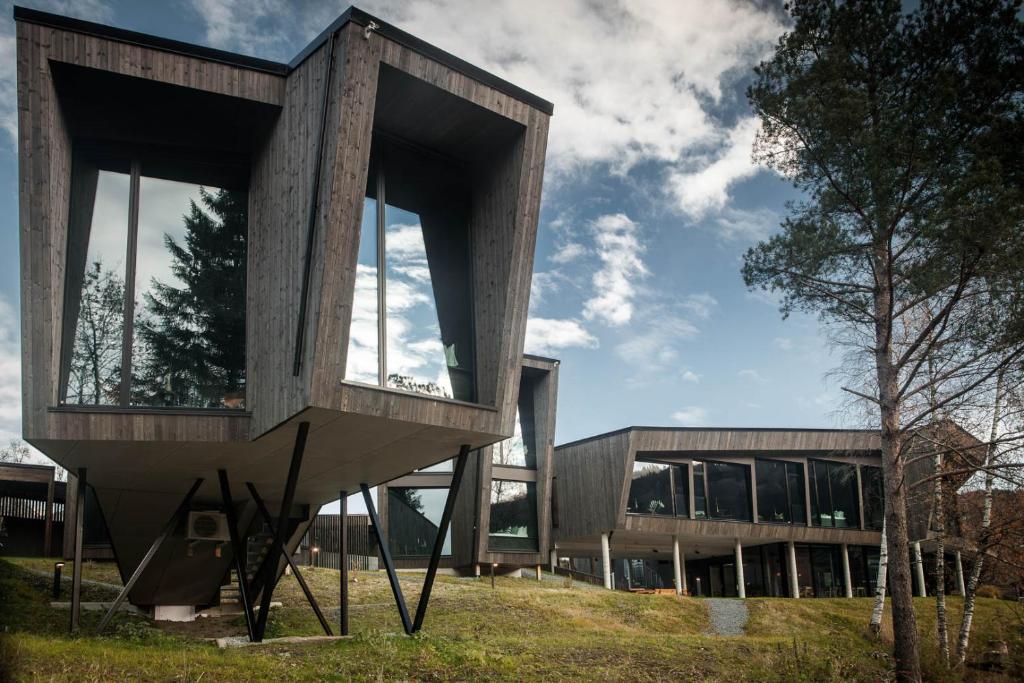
[136,177,207,297]
[384,210,450,396]
[346,263,379,383]
[494,409,527,466]
[86,172,131,274]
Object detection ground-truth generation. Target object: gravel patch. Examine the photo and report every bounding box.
[704,598,748,636]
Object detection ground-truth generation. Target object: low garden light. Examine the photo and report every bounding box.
[311,546,320,568]
[491,562,498,589]
[53,561,64,600]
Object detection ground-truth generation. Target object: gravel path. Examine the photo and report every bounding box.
[704,598,748,636]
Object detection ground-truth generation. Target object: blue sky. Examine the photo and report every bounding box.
[0,1,859,509]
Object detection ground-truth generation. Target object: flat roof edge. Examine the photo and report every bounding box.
[13,5,290,75]
[13,5,555,116]
[555,425,880,451]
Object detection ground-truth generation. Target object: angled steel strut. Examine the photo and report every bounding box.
[219,469,257,640]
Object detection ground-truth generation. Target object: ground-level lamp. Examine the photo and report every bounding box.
[52,561,64,600]
[491,562,498,589]
[311,546,320,568]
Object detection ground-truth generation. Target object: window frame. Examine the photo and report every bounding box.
[487,478,540,553]
[694,458,753,522]
[625,458,691,519]
[755,458,807,526]
[58,151,249,412]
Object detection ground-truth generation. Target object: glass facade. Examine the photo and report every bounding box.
[809,459,860,528]
[387,487,452,556]
[63,160,247,409]
[345,138,475,401]
[626,461,673,515]
[860,465,884,530]
[488,480,539,551]
[755,459,806,524]
[492,375,538,468]
[695,460,752,521]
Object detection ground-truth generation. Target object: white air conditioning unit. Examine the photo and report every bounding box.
[187,511,230,542]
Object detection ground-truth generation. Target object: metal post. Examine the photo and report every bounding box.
[550,548,557,573]
[340,490,349,636]
[490,562,496,589]
[913,541,927,597]
[254,422,310,642]
[247,483,331,636]
[601,533,612,590]
[672,535,683,596]
[412,445,470,632]
[841,544,853,598]
[362,483,412,634]
[97,478,203,634]
[734,538,746,599]
[535,565,542,581]
[53,562,64,600]
[44,472,54,556]
[787,540,800,599]
[219,470,257,641]
[955,550,966,596]
[70,467,86,633]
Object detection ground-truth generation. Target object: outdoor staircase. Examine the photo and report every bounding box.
[219,570,242,607]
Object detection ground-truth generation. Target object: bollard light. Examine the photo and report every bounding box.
[311,546,320,568]
[53,562,64,600]
[491,562,497,589]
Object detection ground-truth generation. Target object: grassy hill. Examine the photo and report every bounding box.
[0,557,1020,681]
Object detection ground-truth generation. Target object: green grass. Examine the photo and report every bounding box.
[0,557,1021,681]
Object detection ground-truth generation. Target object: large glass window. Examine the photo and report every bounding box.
[387,487,451,556]
[488,480,538,551]
[809,460,861,528]
[695,460,752,522]
[62,158,247,409]
[860,465,884,530]
[344,139,475,401]
[492,375,538,468]
[627,461,673,515]
[756,459,806,524]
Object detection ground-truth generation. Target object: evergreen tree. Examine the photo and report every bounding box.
[135,188,247,407]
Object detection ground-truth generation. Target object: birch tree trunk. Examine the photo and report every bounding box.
[933,447,949,665]
[954,370,1004,666]
[870,518,888,635]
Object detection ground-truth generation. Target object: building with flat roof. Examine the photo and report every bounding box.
[551,426,977,599]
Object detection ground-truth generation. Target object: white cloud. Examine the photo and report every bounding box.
[738,368,766,383]
[186,0,785,208]
[671,406,708,426]
[774,337,794,351]
[615,314,699,369]
[681,293,718,320]
[0,294,51,466]
[550,242,586,264]
[582,213,647,326]
[713,206,780,243]
[524,317,597,356]
[681,369,700,383]
[668,116,762,219]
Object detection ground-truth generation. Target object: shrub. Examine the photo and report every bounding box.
[977,585,1002,599]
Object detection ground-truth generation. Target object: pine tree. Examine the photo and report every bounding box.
[135,188,247,407]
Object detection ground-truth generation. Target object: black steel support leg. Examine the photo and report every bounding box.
[219,470,257,641]
[96,478,203,634]
[413,445,471,632]
[253,421,310,642]
[361,483,412,634]
[246,482,332,636]
[340,490,349,636]
[69,467,86,633]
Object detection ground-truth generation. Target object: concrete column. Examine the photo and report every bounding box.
[913,541,927,597]
[841,544,853,598]
[734,538,746,599]
[787,540,800,599]
[672,535,683,596]
[535,565,542,581]
[680,548,688,595]
[474,563,481,578]
[601,532,612,590]
[550,548,558,573]
[955,551,966,596]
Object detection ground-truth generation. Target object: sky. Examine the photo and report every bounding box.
[0,0,862,512]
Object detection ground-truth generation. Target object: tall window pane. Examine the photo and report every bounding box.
[493,375,538,468]
[705,461,752,521]
[756,460,789,523]
[626,461,672,515]
[861,465,884,530]
[344,196,380,384]
[810,460,861,528]
[489,480,538,551]
[674,464,690,518]
[131,177,247,408]
[787,461,807,524]
[66,171,130,405]
[387,487,451,556]
[694,462,708,519]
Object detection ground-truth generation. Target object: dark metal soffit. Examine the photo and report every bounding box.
[555,426,881,451]
[12,5,555,115]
